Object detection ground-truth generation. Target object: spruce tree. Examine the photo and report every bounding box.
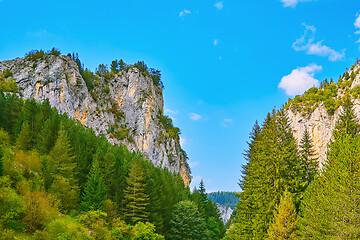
[229,109,302,239]
[267,191,298,240]
[124,159,149,224]
[299,103,360,239]
[16,122,33,151]
[81,161,107,211]
[299,128,318,192]
[333,96,359,136]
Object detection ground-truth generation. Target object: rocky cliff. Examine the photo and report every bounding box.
[217,204,234,224]
[0,53,191,185]
[286,62,360,167]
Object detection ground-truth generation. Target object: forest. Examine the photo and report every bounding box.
[0,91,225,239]
[225,92,360,239]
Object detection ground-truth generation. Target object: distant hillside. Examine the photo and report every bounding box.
[207,192,239,209]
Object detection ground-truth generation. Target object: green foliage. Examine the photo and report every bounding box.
[104,86,110,94]
[124,159,149,224]
[0,92,192,239]
[0,75,18,93]
[158,114,181,141]
[333,95,360,136]
[0,185,25,228]
[267,191,298,240]
[207,192,239,209]
[25,50,45,61]
[299,128,318,193]
[168,200,209,240]
[132,222,165,240]
[114,128,130,140]
[231,110,303,239]
[81,161,107,211]
[285,71,357,116]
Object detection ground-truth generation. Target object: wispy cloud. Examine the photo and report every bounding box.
[292,24,345,61]
[179,9,191,18]
[165,108,178,115]
[213,39,219,46]
[189,113,202,121]
[278,64,322,96]
[214,1,223,10]
[355,14,360,43]
[222,118,233,127]
[280,0,312,8]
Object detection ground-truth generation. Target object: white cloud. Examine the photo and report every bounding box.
[355,14,360,29]
[355,14,360,43]
[292,24,345,61]
[179,9,191,18]
[214,1,223,10]
[280,0,312,8]
[165,108,178,114]
[189,113,202,121]
[213,39,219,46]
[278,64,322,96]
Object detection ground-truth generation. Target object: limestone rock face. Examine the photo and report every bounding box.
[0,54,191,185]
[287,64,360,167]
[216,203,234,224]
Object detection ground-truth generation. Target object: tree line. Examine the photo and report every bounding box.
[225,95,360,239]
[0,92,224,239]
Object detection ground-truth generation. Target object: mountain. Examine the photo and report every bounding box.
[0,50,190,185]
[285,62,360,167]
[208,191,239,223]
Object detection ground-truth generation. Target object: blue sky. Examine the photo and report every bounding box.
[1,0,360,192]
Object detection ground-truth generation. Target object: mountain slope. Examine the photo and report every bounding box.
[0,50,190,185]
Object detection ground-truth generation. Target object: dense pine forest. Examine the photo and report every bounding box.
[224,85,360,238]
[0,90,225,239]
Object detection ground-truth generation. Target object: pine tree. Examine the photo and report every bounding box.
[81,161,107,211]
[267,191,298,240]
[333,96,359,137]
[48,126,76,180]
[299,104,360,239]
[299,128,318,192]
[168,200,209,240]
[124,160,149,224]
[229,109,302,239]
[36,117,59,155]
[16,122,33,150]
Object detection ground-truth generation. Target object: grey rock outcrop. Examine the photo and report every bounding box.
[217,204,234,224]
[0,54,191,185]
[287,64,360,167]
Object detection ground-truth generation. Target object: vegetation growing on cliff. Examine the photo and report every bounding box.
[226,86,360,239]
[0,92,224,239]
[285,63,360,116]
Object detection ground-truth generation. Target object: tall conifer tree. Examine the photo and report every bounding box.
[299,128,318,192]
[81,160,107,211]
[124,160,149,224]
[299,100,360,239]
[229,109,301,239]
